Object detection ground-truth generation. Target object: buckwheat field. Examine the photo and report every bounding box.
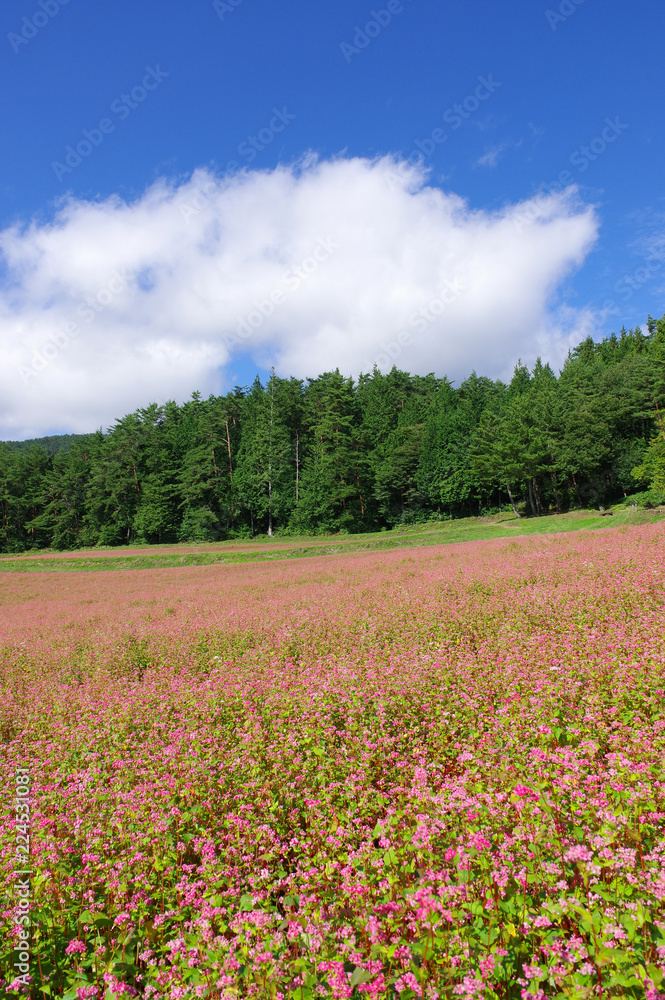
[2,525,665,999]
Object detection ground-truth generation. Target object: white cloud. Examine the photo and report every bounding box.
[475,143,509,169]
[475,138,523,169]
[0,155,598,439]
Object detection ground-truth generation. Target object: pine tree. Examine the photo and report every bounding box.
[359,367,437,524]
[470,411,523,517]
[297,370,368,532]
[0,444,52,550]
[235,373,292,536]
[85,413,145,545]
[3,311,665,551]
[28,435,101,548]
[631,316,665,495]
[179,392,239,541]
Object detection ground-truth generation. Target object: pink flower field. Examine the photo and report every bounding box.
[1,524,665,999]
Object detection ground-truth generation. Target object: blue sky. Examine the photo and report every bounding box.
[1,0,663,438]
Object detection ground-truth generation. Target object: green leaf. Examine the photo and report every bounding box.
[350,968,374,987]
[608,975,641,988]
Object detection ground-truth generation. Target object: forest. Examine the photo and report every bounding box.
[1,315,664,552]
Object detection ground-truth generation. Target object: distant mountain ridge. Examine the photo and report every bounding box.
[1,433,94,455]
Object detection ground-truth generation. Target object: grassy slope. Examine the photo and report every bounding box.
[0,506,662,573]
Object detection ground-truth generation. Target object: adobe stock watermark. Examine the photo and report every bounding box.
[513,116,628,234]
[238,107,296,163]
[11,767,32,992]
[179,107,296,223]
[386,75,501,192]
[546,0,588,31]
[18,269,131,385]
[614,252,665,302]
[576,299,620,340]
[569,116,628,172]
[213,0,246,21]
[363,275,467,372]
[225,236,338,349]
[340,0,416,63]
[51,66,169,182]
[8,0,71,55]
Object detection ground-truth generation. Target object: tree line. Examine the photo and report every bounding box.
[1,315,664,552]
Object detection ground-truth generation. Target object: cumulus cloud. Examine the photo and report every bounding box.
[0,155,598,439]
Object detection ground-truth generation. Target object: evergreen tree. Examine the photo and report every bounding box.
[0,444,52,550]
[85,413,145,545]
[297,370,368,532]
[235,373,292,536]
[631,316,665,495]
[470,411,523,517]
[28,435,102,549]
[359,368,437,524]
[2,310,665,550]
[178,392,238,541]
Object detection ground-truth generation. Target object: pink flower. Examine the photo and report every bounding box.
[644,979,664,1000]
[395,972,419,993]
[320,961,352,999]
[522,964,542,981]
[65,939,86,955]
[565,844,593,863]
[469,832,491,851]
[102,972,138,996]
[514,784,539,802]
[393,945,411,968]
[453,974,484,998]
[479,954,496,978]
